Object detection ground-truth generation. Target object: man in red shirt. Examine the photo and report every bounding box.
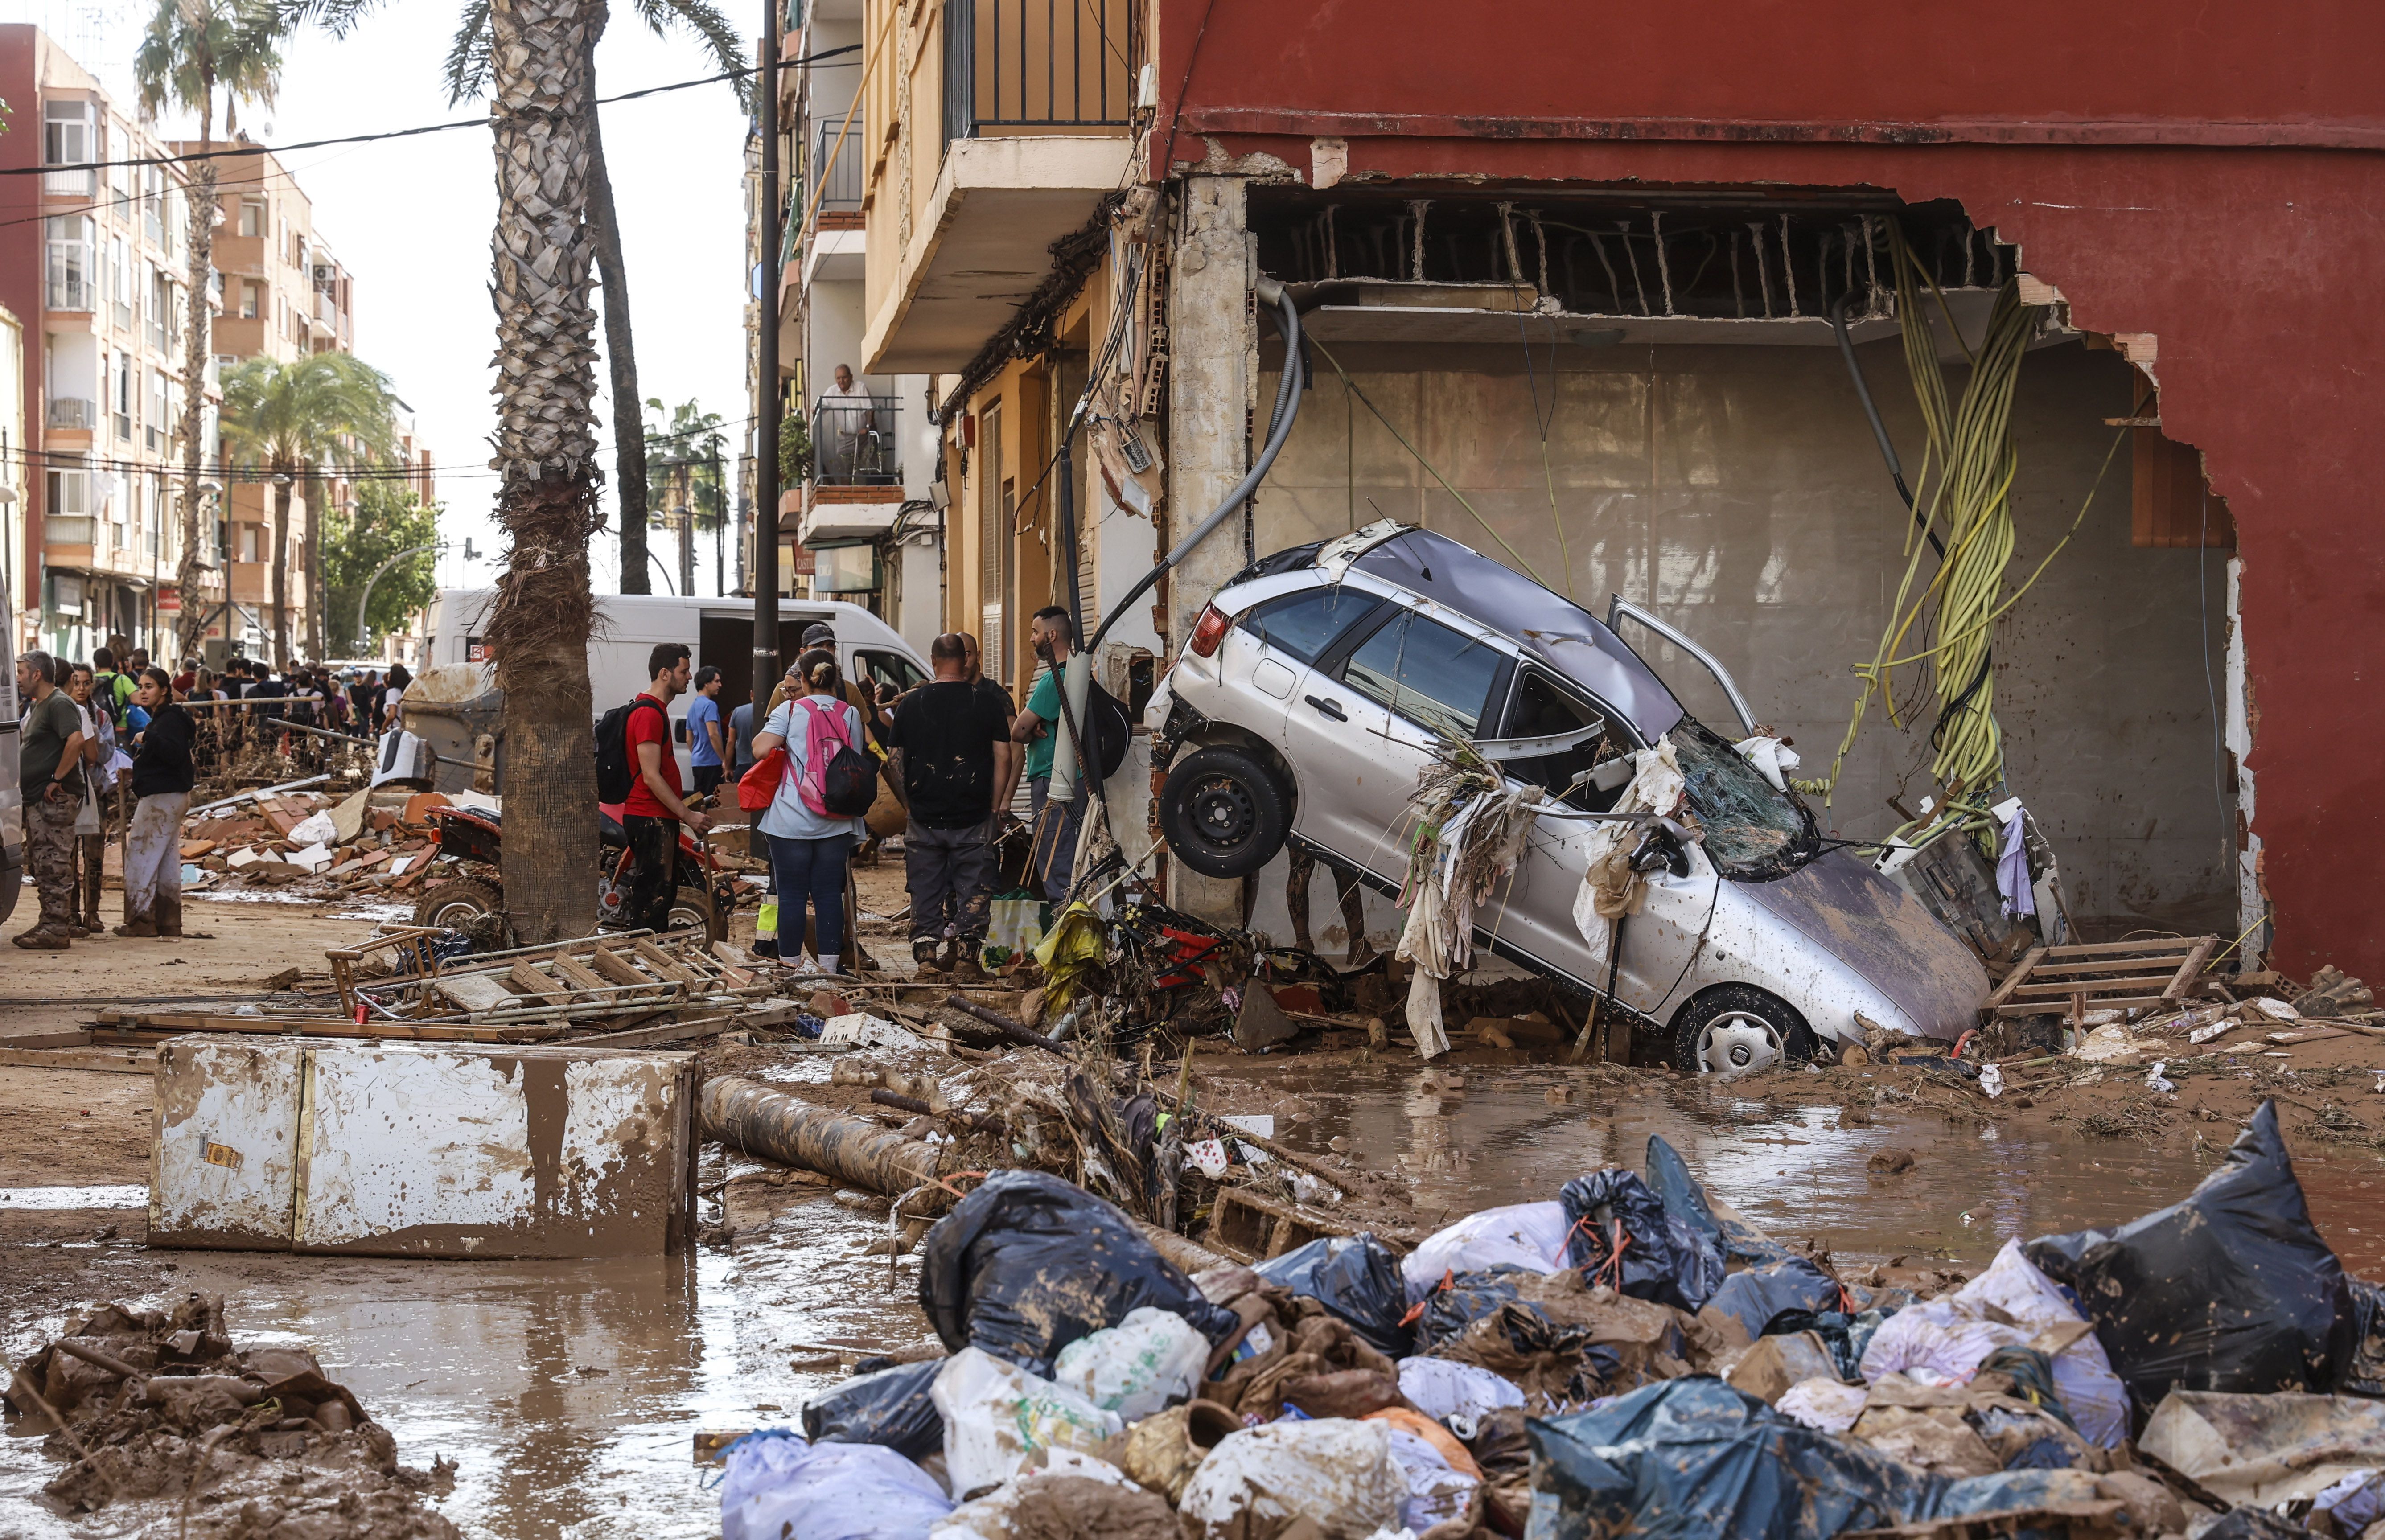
[623,642,711,934]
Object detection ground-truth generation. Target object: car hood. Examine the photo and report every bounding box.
[1735,850,1989,1040]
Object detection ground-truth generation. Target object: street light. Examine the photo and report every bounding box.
[354,540,445,653]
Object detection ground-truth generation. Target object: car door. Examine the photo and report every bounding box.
[1282,607,1511,882]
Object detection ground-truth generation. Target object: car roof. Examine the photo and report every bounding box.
[1310,525,1686,743]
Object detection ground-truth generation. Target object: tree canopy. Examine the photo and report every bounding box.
[323,480,441,651]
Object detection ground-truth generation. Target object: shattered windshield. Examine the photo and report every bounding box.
[1671,718,1818,879]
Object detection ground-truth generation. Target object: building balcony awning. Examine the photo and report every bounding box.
[861,135,1135,375]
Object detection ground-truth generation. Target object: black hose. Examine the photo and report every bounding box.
[1828,293,1939,556]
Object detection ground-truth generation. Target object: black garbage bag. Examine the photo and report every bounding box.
[1645,1133,1791,1266]
[800,1359,943,1460]
[1705,1256,1844,1339]
[1411,1266,1532,1353]
[1528,1377,1933,1540]
[1250,1232,1412,1359]
[2343,1278,2385,1398]
[917,1170,1243,1376]
[2023,1101,2355,1409]
[1560,1167,1727,1314]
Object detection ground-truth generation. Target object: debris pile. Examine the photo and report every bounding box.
[708,1096,2385,1540]
[177,780,460,901]
[3,1292,457,1536]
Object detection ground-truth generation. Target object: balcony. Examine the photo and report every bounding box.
[43,167,94,197]
[44,515,95,546]
[45,267,91,313]
[47,397,95,430]
[813,121,864,220]
[811,395,901,488]
[942,0,1139,136]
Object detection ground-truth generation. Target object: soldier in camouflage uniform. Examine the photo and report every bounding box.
[14,650,88,949]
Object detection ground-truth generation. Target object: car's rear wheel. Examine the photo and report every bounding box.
[1159,744,1291,879]
[415,876,504,931]
[670,884,728,945]
[1669,984,1817,1076]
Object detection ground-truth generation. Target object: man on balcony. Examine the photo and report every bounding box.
[815,365,879,484]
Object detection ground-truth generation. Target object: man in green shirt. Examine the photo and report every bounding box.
[1011,606,1084,903]
[14,649,88,948]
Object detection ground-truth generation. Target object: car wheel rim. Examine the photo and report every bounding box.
[1188,776,1256,848]
[1696,1012,1783,1076]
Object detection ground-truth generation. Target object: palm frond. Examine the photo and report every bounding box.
[442,0,494,104]
[633,0,754,110]
[272,0,386,39]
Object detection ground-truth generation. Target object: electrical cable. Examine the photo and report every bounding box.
[0,46,862,178]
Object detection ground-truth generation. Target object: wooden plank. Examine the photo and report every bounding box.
[707,942,760,986]
[2161,936,2221,1001]
[95,1015,565,1043]
[434,973,520,1013]
[509,960,572,1005]
[1982,945,2046,1011]
[569,1014,735,1050]
[2006,976,2184,1000]
[2018,954,2200,980]
[587,945,651,987]
[1998,993,2184,1018]
[0,1045,155,1074]
[632,940,704,986]
[549,954,617,997]
[2041,937,2205,958]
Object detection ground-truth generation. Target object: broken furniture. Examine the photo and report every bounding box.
[149,1035,699,1257]
[1984,936,2221,1033]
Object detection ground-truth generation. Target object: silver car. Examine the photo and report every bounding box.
[1146,522,1986,1072]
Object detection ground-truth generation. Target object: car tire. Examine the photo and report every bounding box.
[1669,984,1818,1076]
[1160,744,1291,879]
[670,884,728,946]
[415,875,504,931]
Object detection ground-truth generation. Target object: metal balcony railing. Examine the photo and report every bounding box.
[47,398,94,430]
[942,0,1140,138]
[813,120,864,214]
[810,395,901,487]
[43,167,94,196]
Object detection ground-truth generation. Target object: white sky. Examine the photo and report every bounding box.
[5,0,755,598]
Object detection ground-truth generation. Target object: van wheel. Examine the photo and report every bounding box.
[670,885,728,946]
[1160,745,1291,879]
[415,876,504,931]
[1669,985,1817,1076]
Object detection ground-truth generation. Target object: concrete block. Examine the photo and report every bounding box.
[150,1035,697,1258]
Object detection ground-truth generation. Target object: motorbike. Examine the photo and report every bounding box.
[409,803,737,945]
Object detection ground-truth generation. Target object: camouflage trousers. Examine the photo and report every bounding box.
[22,791,79,930]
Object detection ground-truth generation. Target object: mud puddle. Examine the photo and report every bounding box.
[1,1188,927,1537]
[1197,1060,2385,1274]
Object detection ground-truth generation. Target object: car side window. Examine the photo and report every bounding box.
[1239,585,1380,666]
[857,649,926,697]
[1340,612,1504,740]
[1501,668,1634,810]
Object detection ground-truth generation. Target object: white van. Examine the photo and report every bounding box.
[419,591,931,780]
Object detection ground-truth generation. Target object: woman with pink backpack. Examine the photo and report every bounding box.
[746,649,876,975]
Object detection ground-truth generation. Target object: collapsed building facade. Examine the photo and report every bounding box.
[760,0,2385,981]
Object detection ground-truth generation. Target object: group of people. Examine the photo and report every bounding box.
[9,640,419,950]
[612,607,1093,980]
[12,648,197,949]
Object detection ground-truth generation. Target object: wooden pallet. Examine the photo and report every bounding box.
[339,930,769,1025]
[1984,935,2220,1021]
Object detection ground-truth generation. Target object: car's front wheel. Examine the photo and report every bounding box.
[1159,744,1291,879]
[1669,984,1817,1076]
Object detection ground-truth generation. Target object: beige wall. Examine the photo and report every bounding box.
[1253,337,2231,936]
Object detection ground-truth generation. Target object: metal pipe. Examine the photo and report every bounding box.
[753,0,783,755]
[1827,292,1939,554]
[701,1074,943,1195]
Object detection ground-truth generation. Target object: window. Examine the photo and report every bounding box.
[114,349,132,439]
[42,99,91,192]
[148,266,171,351]
[109,236,130,329]
[143,167,166,247]
[1501,668,1631,809]
[148,369,169,452]
[241,280,261,319]
[45,215,93,310]
[238,522,262,563]
[1239,584,1380,666]
[47,466,90,517]
[239,199,263,238]
[1341,612,1503,741]
[856,649,928,698]
[1671,718,1816,877]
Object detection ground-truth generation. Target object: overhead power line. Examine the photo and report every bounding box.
[0,45,860,178]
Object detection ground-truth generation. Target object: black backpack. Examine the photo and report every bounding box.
[594,698,666,804]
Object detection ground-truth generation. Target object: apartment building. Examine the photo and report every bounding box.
[0,25,212,664]
[0,305,25,642]
[191,142,360,662]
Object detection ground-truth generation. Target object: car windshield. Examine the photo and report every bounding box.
[1671,718,1818,879]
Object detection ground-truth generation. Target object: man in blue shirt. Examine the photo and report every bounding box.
[686,665,727,801]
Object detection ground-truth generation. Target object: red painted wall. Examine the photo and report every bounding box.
[1153,4,2385,981]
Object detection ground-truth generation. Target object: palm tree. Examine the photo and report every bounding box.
[295,0,748,598]
[134,0,283,661]
[645,397,727,593]
[219,352,399,661]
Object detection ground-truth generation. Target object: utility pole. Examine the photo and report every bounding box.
[753,10,782,728]
[711,443,727,596]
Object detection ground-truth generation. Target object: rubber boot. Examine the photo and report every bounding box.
[912,940,945,979]
[156,895,183,939]
[13,927,70,950]
[114,911,157,938]
[948,939,987,984]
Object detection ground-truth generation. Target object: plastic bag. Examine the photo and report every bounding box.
[2342,1278,2385,1398]
[1398,1202,1571,1303]
[1178,1419,1409,1540]
[803,1359,947,1461]
[931,1449,1176,1540]
[720,1431,954,1540]
[1395,1357,1523,1433]
[1050,1306,1209,1421]
[1252,1233,1414,1359]
[1380,1421,1480,1533]
[1644,1133,1792,1265]
[1410,1267,1531,1353]
[1705,1257,1845,1340]
[919,1170,1241,1377]
[1527,1377,1932,1540]
[1559,1167,1727,1314]
[929,1347,1123,1501]
[2025,1101,2354,1410]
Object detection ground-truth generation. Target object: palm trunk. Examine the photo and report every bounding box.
[584,43,650,596]
[270,468,292,664]
[303,468,323,660]
[486,0,604,944]
[172,103,218,661]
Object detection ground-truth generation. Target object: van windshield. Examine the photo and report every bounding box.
[1671,718,1818,879]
